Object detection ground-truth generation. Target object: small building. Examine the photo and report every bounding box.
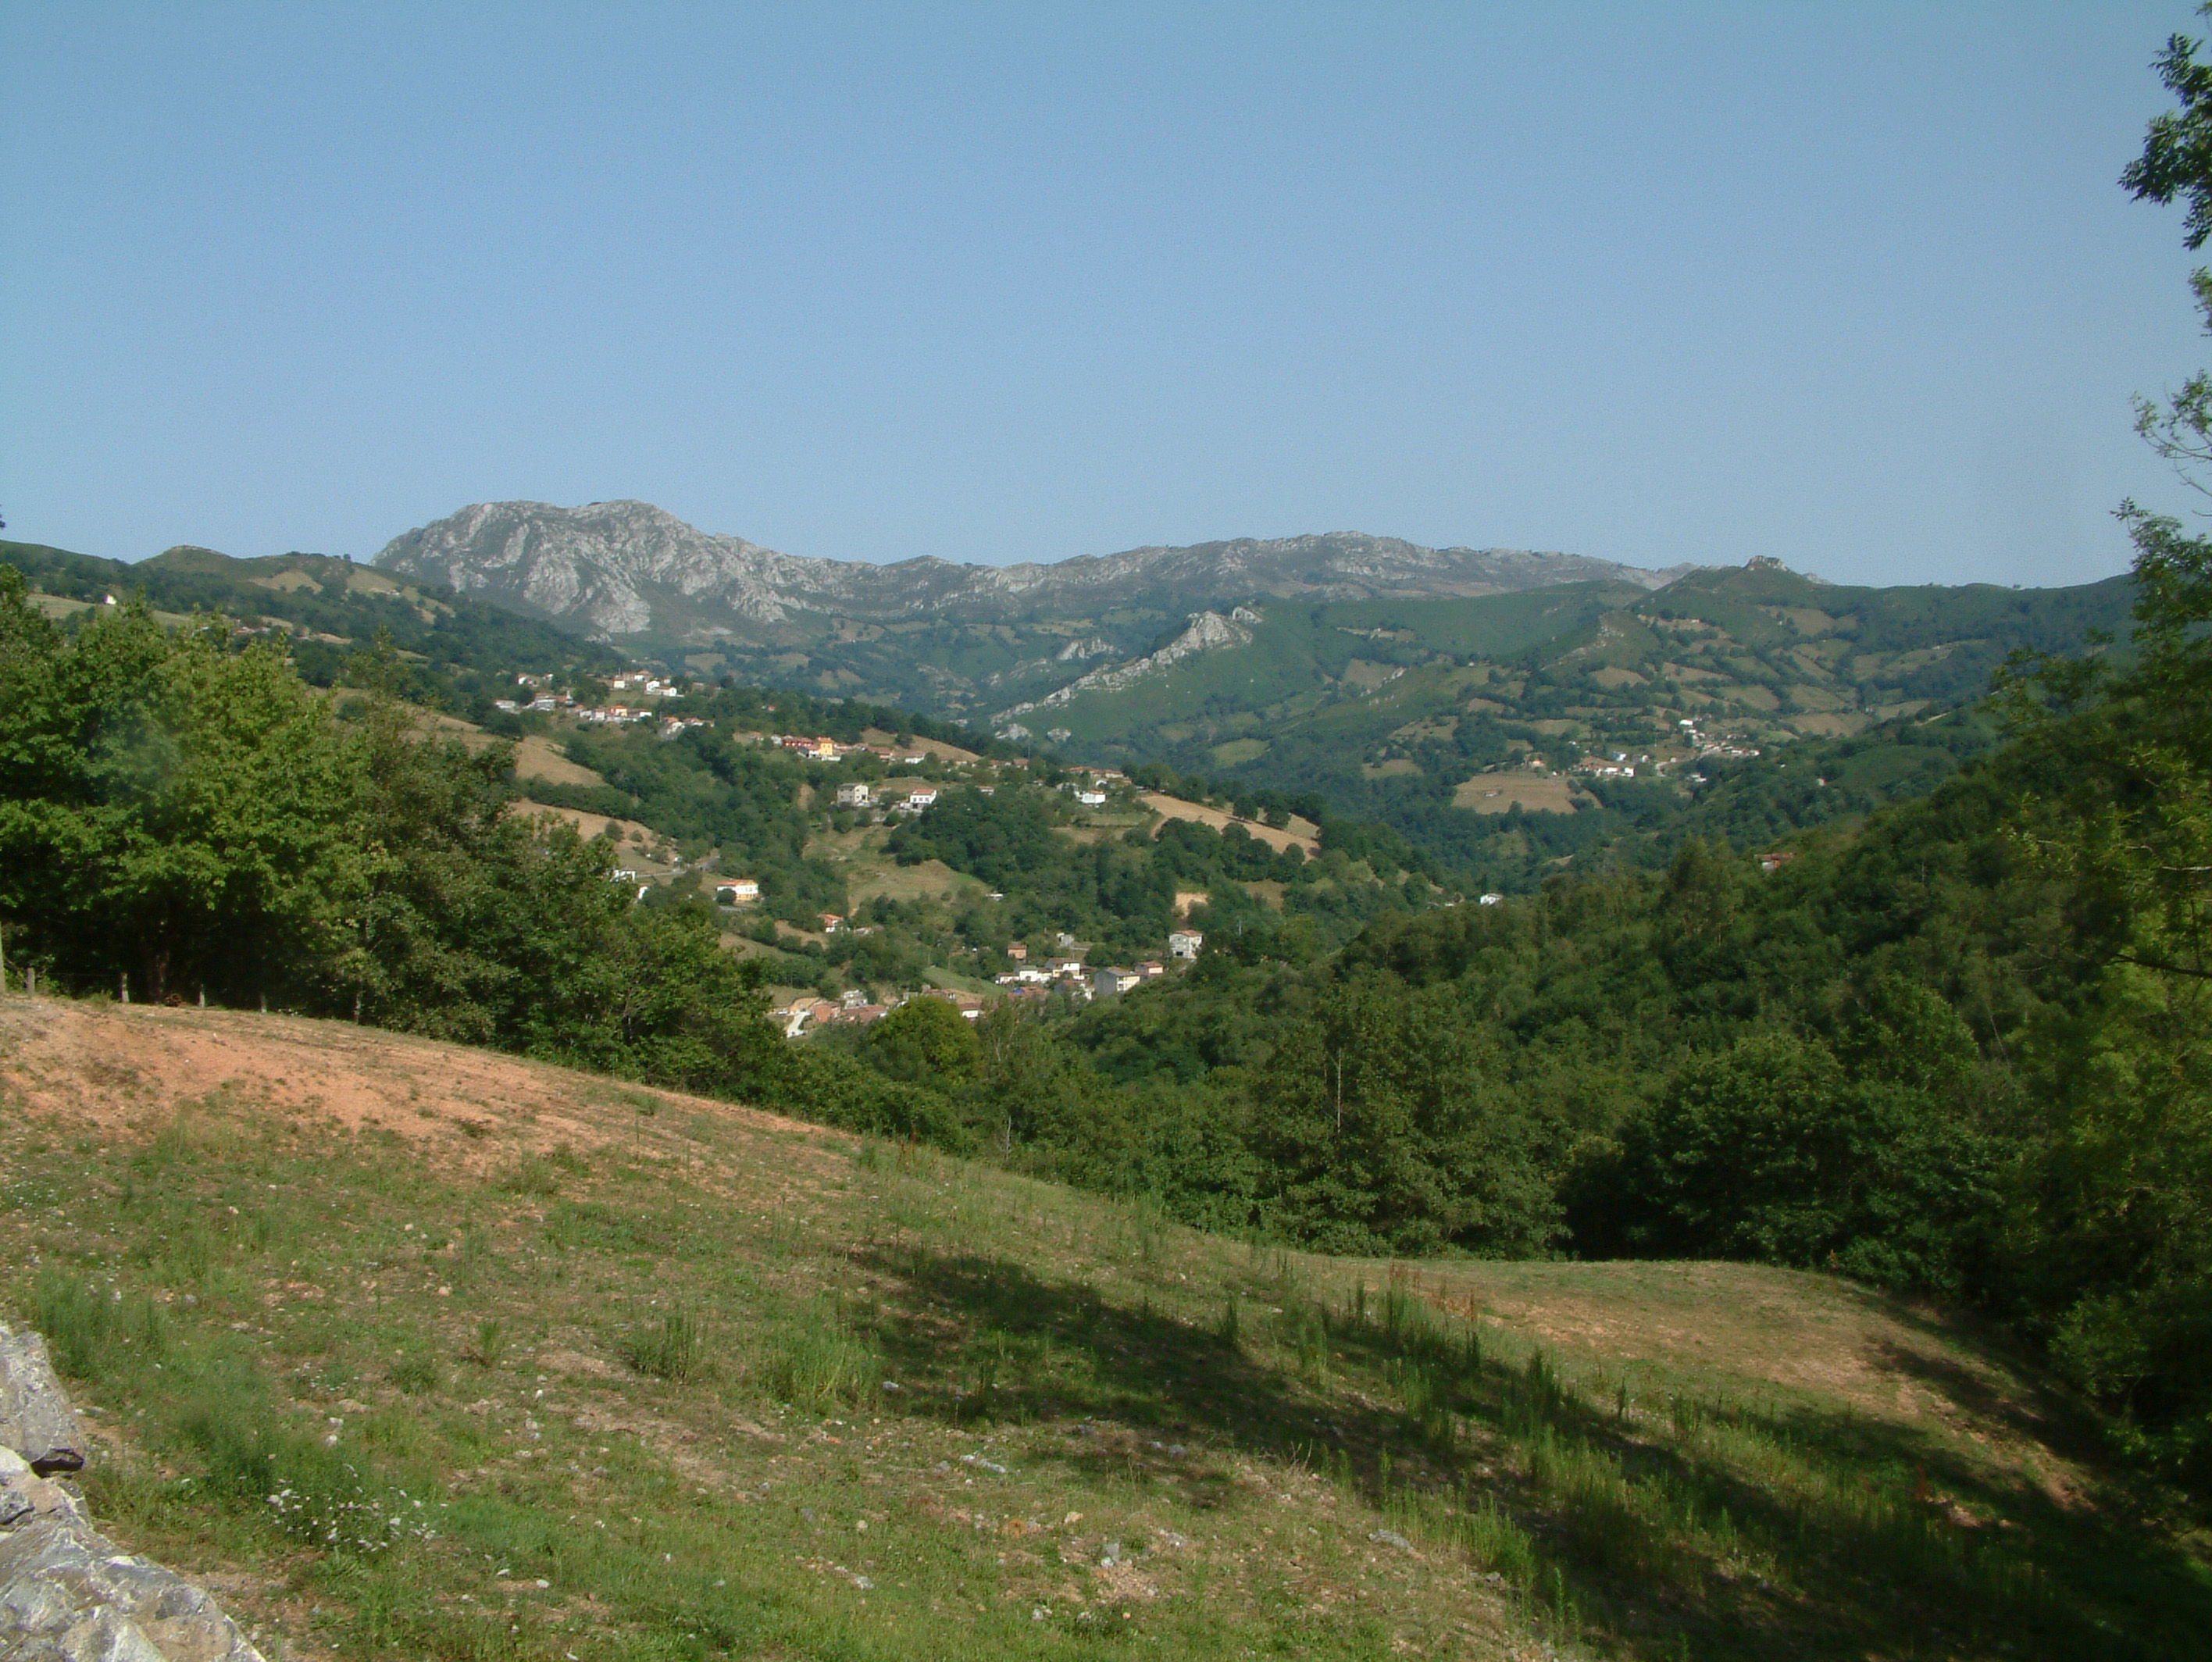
[1167,929,1204,961]
[901,788,939,811]
[1135,960,1165,979]
[1093,966,1142,998]
[1076,790,1108,807]
[1005,941,1028,961]
[1757,851,1798,875]
[715,879,761,907]
[821,913,846,933]
[1478,893,1504,907]
[835,783,875,808]
[776,1000,826,1038]
[918,988,986,1021]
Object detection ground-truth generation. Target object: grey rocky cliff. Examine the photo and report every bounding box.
[995,608,1261,723]
[0,1324,266,1662]
[375,500,1692,647]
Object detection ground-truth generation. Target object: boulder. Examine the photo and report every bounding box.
[0,1333,266,1662]
[0,1328,85,1475]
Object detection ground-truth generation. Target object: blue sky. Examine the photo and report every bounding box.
[3,2,2207,587]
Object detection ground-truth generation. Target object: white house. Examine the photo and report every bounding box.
[835,783,875,808]
[1168,929,1204,961]
[1092,966,1142,998]
[715,879,761,907]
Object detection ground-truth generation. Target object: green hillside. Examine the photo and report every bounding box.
[0,537,626,711]
[6,997,2207,1662]
[1022,562,2135,886]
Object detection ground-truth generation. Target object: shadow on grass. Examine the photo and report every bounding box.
[859,1243,2212,1662]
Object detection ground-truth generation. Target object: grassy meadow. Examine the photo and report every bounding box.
[2,997,2209,1661]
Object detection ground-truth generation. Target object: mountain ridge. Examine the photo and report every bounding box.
[373,498,1700,647]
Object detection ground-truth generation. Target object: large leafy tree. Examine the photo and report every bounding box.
[0,575,355,1003]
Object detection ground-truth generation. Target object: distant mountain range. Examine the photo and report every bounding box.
[373,500,1698,719]
[5,506,2141,890]
[376,500,1694,633]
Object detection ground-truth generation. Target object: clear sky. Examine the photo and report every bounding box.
[4,3,2208,588]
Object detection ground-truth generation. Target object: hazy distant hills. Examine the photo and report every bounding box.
[5,510,2139,889]
[0,537,622,692]
[1106,556,2137,883]
[372,499,1695,718]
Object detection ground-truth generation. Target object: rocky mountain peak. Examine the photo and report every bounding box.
[374,500,1690,647]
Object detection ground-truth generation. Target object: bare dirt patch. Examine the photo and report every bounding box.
[0,997,832,1180]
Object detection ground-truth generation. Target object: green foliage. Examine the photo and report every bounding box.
[866,995,981,1086]
[1249,974,1561,1257]
[0,566,789,1100]
[0,537,622,715]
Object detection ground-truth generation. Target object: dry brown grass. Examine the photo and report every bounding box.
[1453,771,1587,815]
[1399,1259,2094,1507]
[0,997,829,1181]
[849,858,976,906]
[1138,793,1320,854]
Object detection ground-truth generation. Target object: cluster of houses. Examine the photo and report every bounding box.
[1561,722,1764,786]
[833,781,939,816]
[990,928,1203,1000]
[774,735,931,765]
[1058,769,1128,808]
[493,672,701,736]
[767,924,1208,1040]
[576,708,707,740]
[775,985,988,1039]
[1676,719,1761,762]
[1574,751,1643,780]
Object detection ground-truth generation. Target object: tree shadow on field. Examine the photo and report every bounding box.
[856,1243,2212,1662]
[854,1243,1390,1468]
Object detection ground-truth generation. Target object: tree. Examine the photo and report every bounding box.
[866,994,981,1086]
[0,576,355,1003]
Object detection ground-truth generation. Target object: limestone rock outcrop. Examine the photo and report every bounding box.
[0,1323,266,1662]
[375,499,1692,647]
[0,1329,84,1476]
